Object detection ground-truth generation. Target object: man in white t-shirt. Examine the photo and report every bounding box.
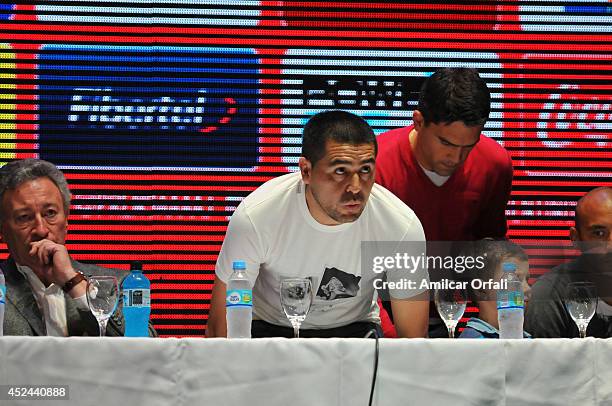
[207,110,429,338]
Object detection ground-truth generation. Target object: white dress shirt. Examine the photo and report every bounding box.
[16,264,89,336]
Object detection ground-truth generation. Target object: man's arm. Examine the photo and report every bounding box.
[384,213,429,338]
[390,290,429,338]
[207,276,228,337]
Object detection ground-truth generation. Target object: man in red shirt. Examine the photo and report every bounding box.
[376,67,512,241]
[375,68,513,336]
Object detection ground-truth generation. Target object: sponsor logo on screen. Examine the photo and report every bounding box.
[38,45,260,170]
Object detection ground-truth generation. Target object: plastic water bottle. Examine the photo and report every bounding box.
[0,271,5,336]
[226,260,252,338]
[497,262,525,339]
[122,261,151,337]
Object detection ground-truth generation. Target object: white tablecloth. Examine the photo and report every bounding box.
[1,337,611,406]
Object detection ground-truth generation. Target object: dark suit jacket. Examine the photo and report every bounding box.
[1,258,157,337]
[525,255,612,338]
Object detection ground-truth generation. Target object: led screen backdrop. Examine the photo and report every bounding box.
[1,1,610,336]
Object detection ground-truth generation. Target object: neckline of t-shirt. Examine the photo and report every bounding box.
[402,127,468,188]
[405,143,453,188]
[296,180,358,233]
[419,164,450,186]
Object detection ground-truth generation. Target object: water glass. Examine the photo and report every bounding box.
[435,288,467,338]
[86,275,119,337]
[564,281,597,338]
[280,278,313,338]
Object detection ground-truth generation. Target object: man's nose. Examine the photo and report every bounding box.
[31,215,50,239]
[447,147,462,165]
[346,173,361,194]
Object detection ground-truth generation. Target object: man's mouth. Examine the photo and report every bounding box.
[342,201,362,210]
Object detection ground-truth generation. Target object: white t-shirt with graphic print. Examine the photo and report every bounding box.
[216,171,427,329]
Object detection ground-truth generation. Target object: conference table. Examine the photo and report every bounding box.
[1,336,610,406]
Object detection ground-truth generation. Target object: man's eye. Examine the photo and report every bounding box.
[16,214,32,224]
[440,138,451,146]
[360,166,372,174]
[334,168,346,175]
[593,230,607,238]
[45,210,58,219]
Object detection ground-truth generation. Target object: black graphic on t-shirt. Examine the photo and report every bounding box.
[316,267,361,301]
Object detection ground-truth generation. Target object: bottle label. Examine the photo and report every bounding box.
[226,289,252,307]
[497,291,524,310]
[123,289,151,307]
[509,290,524,308]
[0,285,5,305]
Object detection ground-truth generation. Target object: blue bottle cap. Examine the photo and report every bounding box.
[233,260,246,270]
[502,262,517,273]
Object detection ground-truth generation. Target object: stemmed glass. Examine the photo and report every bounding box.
[86,276,119,337]
[435,288,467,338]
[280,278,313,338]
[564,281,597,338]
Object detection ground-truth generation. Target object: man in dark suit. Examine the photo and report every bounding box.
[0,158,156,336]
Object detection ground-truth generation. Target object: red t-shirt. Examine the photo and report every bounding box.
[375,126,513,242]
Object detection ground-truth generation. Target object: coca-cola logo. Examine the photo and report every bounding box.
[536,84,611,149]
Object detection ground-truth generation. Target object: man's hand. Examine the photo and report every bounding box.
[28,239,85,297]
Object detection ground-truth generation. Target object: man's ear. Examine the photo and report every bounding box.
[570,226,578,242]
[413,110,425,132]
[569,226,582,250]
[299,157,312,185]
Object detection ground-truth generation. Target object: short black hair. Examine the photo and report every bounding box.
[418,67,491,127]
[301,110,377,166]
